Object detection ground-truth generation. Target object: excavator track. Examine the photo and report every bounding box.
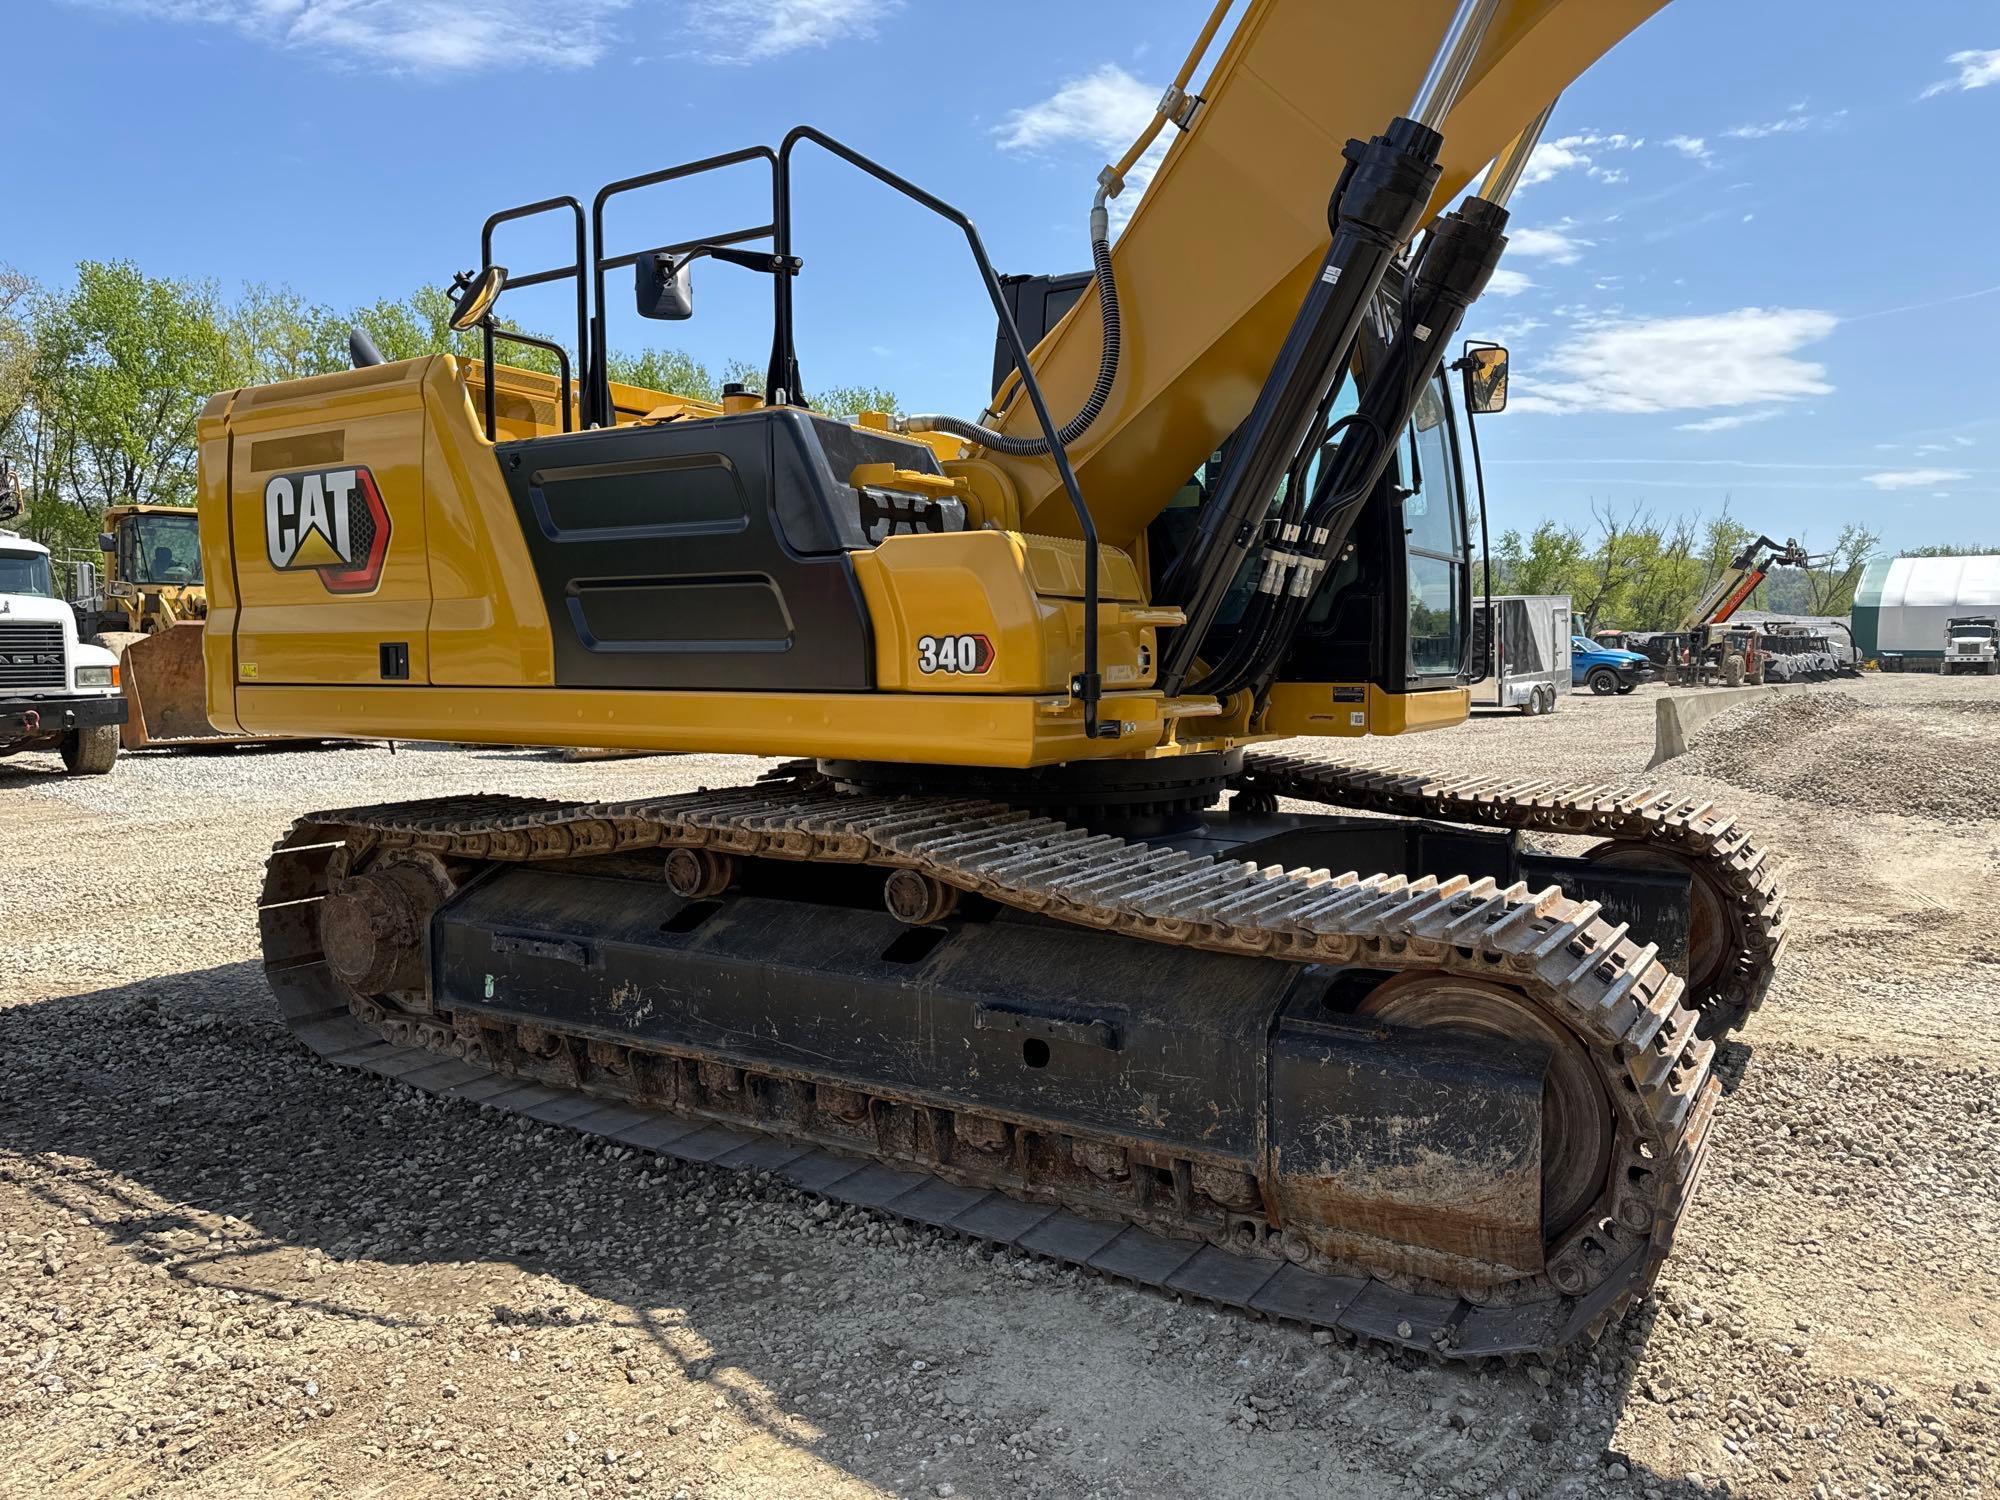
[1230,752,1787,1034]
[257,776,1720,1364]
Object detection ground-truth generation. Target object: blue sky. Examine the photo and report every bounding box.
[5,0,1998,552]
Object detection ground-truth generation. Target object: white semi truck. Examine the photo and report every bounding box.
[0,460,127,774]
[1943,616,1999,675]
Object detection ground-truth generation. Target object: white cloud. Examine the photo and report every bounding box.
[692,0,895,64]
[1505,225,1590,265]
[1922,48,2000,98]
[996,64,1154,152]
[1484,268,1533,298]
[65,0,630,69]
[1724,107,1814,139]
[1865,469,1969,489]
[996,65,1165,230]
[1517,131,1642,188]
[1677,409,1781,433]
[65,0,896,69]
[1663,135,1712,162]
[1511,306,1837,418]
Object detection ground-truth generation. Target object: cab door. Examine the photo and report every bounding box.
[224,363,433,686]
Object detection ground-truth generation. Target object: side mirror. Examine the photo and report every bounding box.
[98,532,117,553]
[447,265,508,332]
[1461,343,1510,414]
[636,253,694,321]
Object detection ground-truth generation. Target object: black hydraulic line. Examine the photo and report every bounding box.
[1191,410,1381,700]
[1240,196,1512,705]
[1158,120,1443,697]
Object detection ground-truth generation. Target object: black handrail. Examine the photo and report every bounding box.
[773,125,1114,740]
[479,131,1112,737]
[479,196,588,439]
[588,146,778,432]
[483,328,574,433]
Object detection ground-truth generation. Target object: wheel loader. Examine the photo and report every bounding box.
[198,0,1788,1360]
[81,503,323,748]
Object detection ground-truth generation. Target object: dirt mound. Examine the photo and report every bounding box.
[1675,689,2000,821]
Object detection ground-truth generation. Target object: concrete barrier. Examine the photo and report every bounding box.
[1650,684,1811,767]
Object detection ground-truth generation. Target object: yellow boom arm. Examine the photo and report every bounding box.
[975,0,1668,549]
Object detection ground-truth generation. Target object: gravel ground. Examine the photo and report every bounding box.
[1672,691,2000,822]
[2,674,1997,1499]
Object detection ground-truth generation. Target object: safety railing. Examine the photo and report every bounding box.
[477,196,589,437]
[469,130,1109,735]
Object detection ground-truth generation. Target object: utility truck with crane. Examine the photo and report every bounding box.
[1657,534,1813,686]
[196,0,1787,1360]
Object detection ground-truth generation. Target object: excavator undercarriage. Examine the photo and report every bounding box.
[259,749,1760,1361]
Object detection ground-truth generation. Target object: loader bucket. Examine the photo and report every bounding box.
[120,622,227,748]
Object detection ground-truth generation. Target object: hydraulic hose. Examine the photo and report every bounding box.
[896,219,1119,456]
[1237,196,1513,705]
[1157,119,1444,696]
[893,0,1233,457]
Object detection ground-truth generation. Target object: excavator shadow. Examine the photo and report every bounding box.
[0,963,1730,1497]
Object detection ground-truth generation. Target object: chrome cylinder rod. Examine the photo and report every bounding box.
[1409,0,1506,129]
[1477,99,1559,209]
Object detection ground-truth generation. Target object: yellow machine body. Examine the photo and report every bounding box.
[194,0,1664,768]
[198,356,1464,765]
[198,0,1783,1368]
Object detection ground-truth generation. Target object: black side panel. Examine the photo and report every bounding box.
[498,408,889,691]
[991,271,1093,398]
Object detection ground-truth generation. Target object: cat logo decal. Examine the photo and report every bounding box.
[264,466,390,594]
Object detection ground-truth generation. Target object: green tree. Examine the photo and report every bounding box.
[1801,523,1880,615]
[810,382,899,418]
[1623,516,1705,630]
[30,260,235,512]
[0,265,34,445]
[1493,519,1586,598]
[607,348,720,401]
[229,284,350,384]
[1901,542,2000,558]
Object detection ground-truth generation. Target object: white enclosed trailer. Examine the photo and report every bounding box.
[1471,595,1571,714]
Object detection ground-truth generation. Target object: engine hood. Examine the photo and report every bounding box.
[0,593,76,632]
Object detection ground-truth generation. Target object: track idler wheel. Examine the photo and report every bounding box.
[1582,844,1735,1004]
[665,847,736,899]
[883,868,959,926]
[1356,973,1614,1247]
[320,858,454,996]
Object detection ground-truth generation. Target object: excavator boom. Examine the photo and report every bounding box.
[981,0,1669,548]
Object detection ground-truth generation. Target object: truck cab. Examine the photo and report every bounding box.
[1943,616,1999,676]
[1570,634,1654,696]
[0,528,127,774]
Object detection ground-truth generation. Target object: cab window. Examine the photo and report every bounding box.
[123,514,204,585]
[1400,375,1466,678]
[0,550,58,598]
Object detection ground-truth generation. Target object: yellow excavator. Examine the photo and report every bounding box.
[200,0,1787,1359]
